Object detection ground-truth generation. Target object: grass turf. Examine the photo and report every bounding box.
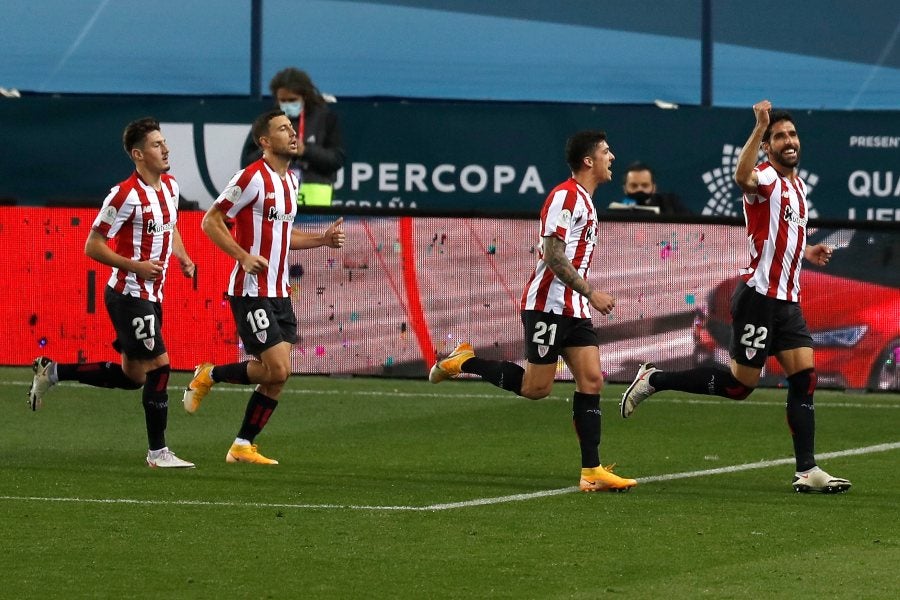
[2,367,898,599]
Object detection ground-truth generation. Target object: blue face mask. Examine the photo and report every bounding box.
[279,100,303,118]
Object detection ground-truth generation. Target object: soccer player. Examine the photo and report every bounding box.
[28,117,195,469]
[183,109,345,465]
[429,130,637,493]
[620,100,851,494]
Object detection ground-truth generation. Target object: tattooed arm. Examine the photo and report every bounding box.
[542,236,616,315]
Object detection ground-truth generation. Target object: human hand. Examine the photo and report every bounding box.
[590,290,616,315]
[324,217,345,248]
[241,254,270,275]
[805,243,833,266]
[179,257,196,278]
[135,259,165,281]
[753,100,772,128]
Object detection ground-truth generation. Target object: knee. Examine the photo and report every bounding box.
[577,373,604,395]
[520,383,551,400]
[263,362,291,385]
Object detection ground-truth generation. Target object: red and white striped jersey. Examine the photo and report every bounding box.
[214,159,298,297]
[92,172,179,302]
[521,178,598,317]
[739,162,809,302]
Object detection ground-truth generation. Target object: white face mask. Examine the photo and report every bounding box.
[279,100,304,118]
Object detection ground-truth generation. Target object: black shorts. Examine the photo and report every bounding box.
[229,296,299,357]
[729,280,813,368]
[104,286,166,360]
[521,310,599,364]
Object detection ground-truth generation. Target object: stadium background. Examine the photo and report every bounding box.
[1,0,898,389]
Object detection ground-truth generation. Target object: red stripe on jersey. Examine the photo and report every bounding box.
[531,268,556,312]
[257,175,276,294]
[783,178,807,300]
[229,165,265,295]
[273,175,293,293]
[153,186,172,300]
[767,177,790,295]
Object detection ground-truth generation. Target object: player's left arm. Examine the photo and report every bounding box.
[290,217,345,250]
[542,236,615,315]
[804,243,833,267]
[172,227,196,277]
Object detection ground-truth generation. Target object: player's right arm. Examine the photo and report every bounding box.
[734,99,771,194]
[84,229,163,281]
[201,204,269,275]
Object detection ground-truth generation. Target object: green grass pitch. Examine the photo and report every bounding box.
[2,367,898,599]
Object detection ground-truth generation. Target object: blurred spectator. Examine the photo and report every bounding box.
[241,67,345,206]
[607,161,690,214]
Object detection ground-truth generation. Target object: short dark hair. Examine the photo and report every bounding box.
[565,130,607,172]
[623,161,655,184]
[762,109,795,143]
[122,117,160,154]
[252,109,286,148]
[269,67,325,109]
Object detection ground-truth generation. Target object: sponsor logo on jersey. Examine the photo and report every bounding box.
[783,204,808,227]
[267,206,295,222]
[147,219,176,234]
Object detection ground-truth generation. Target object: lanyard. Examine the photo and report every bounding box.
[296,110,305,143]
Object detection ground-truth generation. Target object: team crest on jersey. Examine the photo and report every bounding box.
[100,206,117,224]
[143,339,155,351]
[745,348,756,360]
[537,344,549,358]
[256,331,268,343]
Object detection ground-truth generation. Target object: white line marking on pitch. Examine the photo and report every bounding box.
[2,441,897,512]
[3,379,899,410]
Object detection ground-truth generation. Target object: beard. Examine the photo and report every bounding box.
[771,147,800,169]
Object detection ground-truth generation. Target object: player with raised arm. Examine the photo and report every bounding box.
[620,100,851,494]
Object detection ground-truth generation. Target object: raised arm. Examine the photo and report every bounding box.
[734,99,771,194]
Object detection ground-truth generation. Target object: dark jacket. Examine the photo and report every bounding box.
[240,103,345,186]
